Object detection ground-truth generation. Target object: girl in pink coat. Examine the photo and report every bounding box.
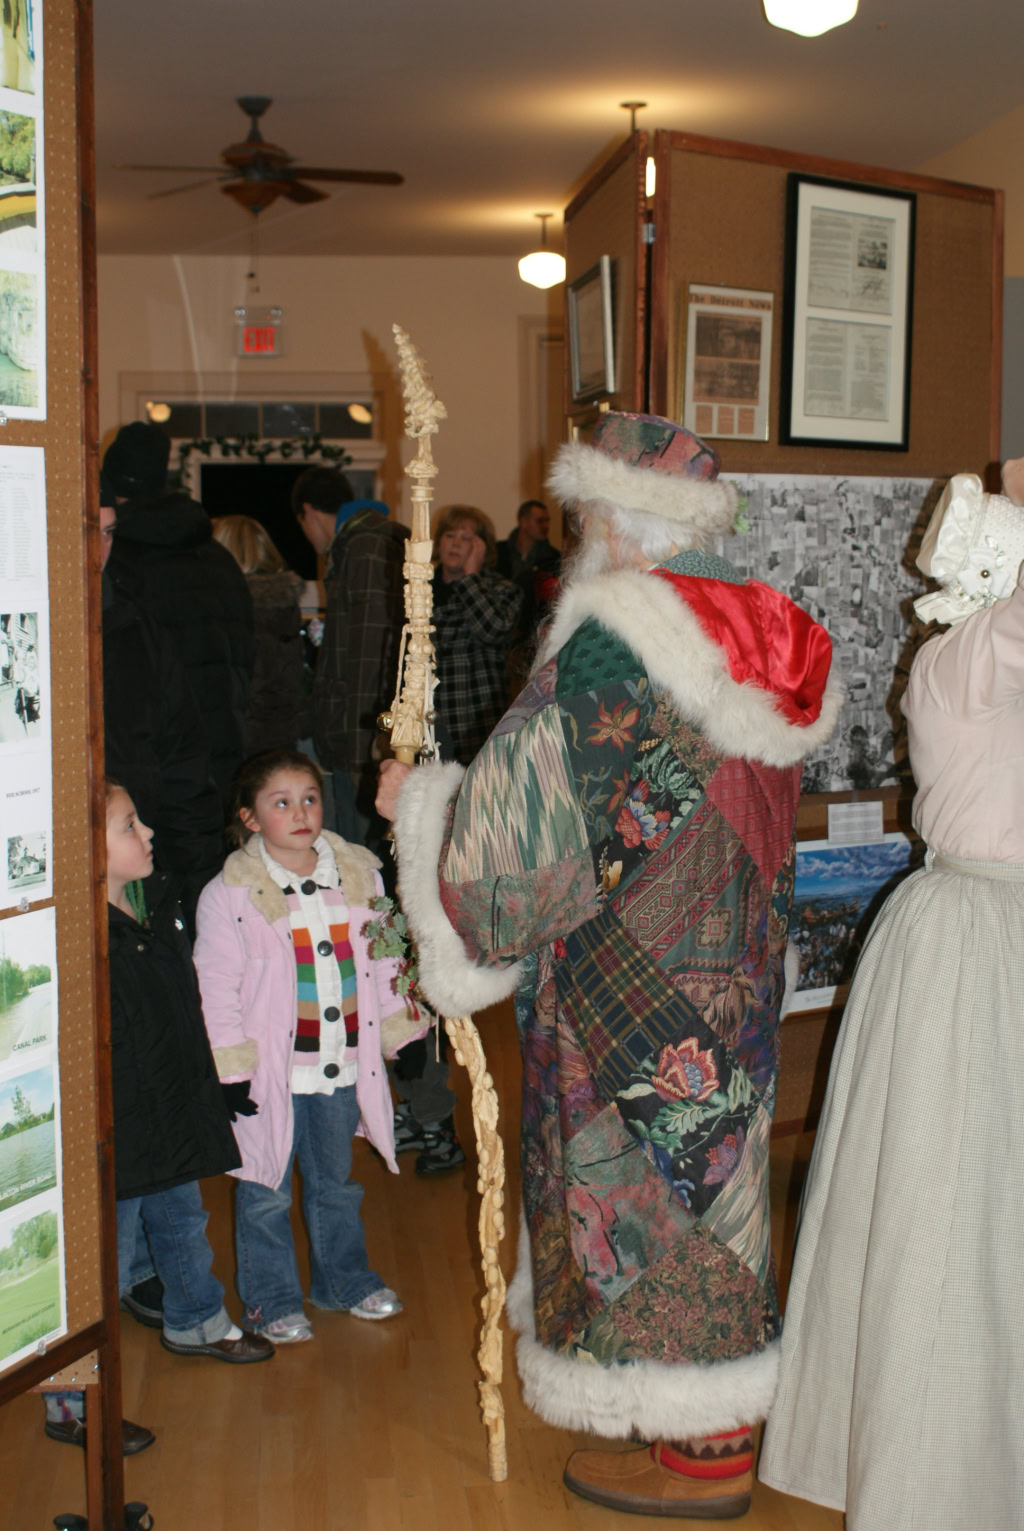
[194,749,418,1343]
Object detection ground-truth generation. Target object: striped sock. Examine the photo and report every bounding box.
[655,1427,754,1481]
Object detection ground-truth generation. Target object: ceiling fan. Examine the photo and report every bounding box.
[120,96,404,216]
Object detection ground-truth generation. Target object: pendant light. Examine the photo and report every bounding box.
[518,213,566,290]
[763,0,857,36]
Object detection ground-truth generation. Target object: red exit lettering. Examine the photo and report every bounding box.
[243,326,277,355]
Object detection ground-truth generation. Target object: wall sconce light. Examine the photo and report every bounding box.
[518,212,566,290]
[763,0,857,36]
[145,401,171,423]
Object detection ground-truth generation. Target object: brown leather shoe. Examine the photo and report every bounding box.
[564,1444,752,1519]
[160,1329,274,1363]
[44,1417,156,1456]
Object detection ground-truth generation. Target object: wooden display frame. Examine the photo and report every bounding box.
[0,1,124,1525]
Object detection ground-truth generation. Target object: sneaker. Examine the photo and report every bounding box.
[262,1312,313,1344]
[347,1286,403,1321]
[415,1116,466,1177]
[393,1101,427,1154]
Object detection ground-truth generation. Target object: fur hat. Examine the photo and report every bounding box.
[103,421,171,499]
[547,411,738,547]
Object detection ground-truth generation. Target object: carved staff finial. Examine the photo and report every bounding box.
[387,325,508,1483]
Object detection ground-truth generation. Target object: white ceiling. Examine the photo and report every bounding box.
[95,0,1024,259]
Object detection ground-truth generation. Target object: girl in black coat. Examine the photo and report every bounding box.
[104,783,273,1363]
[44,785,274,1452]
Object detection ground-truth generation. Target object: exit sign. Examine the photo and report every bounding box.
[234,305,284,359]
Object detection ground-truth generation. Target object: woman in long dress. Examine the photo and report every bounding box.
[760,461,1024,1530]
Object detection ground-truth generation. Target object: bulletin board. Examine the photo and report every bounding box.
[0,0,121,1521]
[649,129,1002,478]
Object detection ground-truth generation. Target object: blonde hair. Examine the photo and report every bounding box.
[432,504,497,566]
[211,515,285,575]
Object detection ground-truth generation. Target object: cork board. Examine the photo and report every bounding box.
[653,130,1001,478]
[564,134,648,420]
[0,0,108,1398]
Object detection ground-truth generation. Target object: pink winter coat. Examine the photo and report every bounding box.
[194,831,410,1189]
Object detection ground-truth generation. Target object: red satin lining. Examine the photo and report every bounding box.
[652,570,832,726]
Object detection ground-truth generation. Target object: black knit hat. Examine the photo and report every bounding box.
[103,421,171,499]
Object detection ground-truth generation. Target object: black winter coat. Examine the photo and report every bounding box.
[107,490,254,808]
[103,577,223,927]
[109,874,240,1200]
[244,568,309,754]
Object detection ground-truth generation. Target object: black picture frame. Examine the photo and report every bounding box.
[780,174,916,450]
[567,256,616,403]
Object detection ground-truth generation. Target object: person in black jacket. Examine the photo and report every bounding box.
[101,490,223,933]
[103,422,254,811]
[44,784,273,1453]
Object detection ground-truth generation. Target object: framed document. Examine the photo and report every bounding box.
[567,256,615,403]
[681,284,773,441]
[781,175,915,449]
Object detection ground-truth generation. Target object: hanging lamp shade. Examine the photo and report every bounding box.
[763,0,857,36]
[518,212,566,289]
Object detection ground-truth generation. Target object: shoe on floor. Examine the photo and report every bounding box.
[347,1286,403,1321]
[415,1116,466,1176]
[44,1416,156,1456]
[160,1329,274,1363]
[563,1443,752,1519]
[393,1102,428,1155]
[262,1312,313,1344]
[120,1276,163,1329]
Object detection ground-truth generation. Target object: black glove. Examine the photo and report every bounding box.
[221,1081,259,1122]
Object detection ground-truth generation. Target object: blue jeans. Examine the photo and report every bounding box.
[234,1086,381,1327]
[117,1183,231,1345]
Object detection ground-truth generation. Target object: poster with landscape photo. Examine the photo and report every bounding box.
[0,1059,54,1210]
[0,1199,61,1368]
[788,834,921,1012]
[0,905,54,1065]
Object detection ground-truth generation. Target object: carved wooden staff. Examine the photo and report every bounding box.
[383,324,508,1482]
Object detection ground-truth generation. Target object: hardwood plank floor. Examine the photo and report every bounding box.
[0,1001,844,1528]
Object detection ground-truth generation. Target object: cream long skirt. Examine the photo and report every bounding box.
[760,852,1024,1531]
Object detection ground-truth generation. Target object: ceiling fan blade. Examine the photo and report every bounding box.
[282,181,328,205]
[147,177,225,201]
[117,163,224,173]
[289,166,404,186]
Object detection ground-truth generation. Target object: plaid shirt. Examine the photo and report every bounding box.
[432,567,523,765]
[313,510,409,771]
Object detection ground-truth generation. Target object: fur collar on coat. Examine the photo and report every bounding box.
[536,565,841,768]
[222,830,381,924]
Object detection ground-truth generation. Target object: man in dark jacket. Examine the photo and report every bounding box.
[100,489,223,931]
[291,466,408,848]
[103,422,254,811]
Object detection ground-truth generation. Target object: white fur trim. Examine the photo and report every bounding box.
[547,440,738,545]
[537,568,840,768]
[507,1218,778,1437]
[393,761,525,1016]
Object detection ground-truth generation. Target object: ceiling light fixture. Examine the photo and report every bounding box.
[763,0,857,36]
[518,212,566,290]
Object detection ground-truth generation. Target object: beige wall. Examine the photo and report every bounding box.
[919,103,1024,275]
[97,254,556,535]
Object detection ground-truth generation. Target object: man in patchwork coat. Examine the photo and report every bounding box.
[377,413,839,1518]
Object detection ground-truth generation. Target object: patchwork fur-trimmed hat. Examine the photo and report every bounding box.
[547,411,739,546]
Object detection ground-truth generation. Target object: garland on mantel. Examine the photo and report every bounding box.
[176,433,353,471]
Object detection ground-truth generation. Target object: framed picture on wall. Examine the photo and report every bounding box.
[781,175,915,450]
[681,284,773,441]
[568,256,615,403]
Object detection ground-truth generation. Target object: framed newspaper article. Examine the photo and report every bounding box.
[781,175,915,449]
[681,284,773,441]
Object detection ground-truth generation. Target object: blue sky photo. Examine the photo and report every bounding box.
[795,837,915,903]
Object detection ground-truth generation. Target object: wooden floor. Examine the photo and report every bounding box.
[0,1001,844,1529]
